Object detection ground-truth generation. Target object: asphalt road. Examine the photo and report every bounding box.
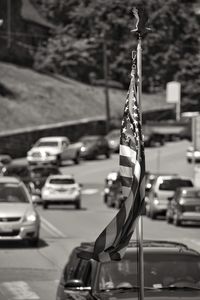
[0,140,199,300]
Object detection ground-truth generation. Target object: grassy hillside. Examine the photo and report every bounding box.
[0,62,170,133]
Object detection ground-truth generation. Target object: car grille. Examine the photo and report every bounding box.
[0,230,20,237]
[0,217,21,222]
[182,205,200,212]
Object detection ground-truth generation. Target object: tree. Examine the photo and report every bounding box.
[33,0,200,111]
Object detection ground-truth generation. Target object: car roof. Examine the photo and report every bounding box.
[30,165,58,170]
[178,186,200,192]
[2,163,29,170]
[0,176,21,184]
[47,174,74,179]
[75,239,199,257]
[38,136,67,141]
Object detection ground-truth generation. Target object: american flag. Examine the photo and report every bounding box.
[79,69,145,262]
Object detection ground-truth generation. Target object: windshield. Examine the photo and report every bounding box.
[49,178,75,185]
[35,141,59,147]
[159,179,193,191]
[0,183,29,203]
[31,168,60,177]
[98,253,200,290]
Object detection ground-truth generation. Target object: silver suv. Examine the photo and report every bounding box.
[146,174,193,219]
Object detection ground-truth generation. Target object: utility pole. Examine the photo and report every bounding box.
[102,29,111,134]
[7,0,11,48]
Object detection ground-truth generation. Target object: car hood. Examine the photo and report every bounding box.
[0,203,30,217]
[96,289,200,300]
[29,147,60,155]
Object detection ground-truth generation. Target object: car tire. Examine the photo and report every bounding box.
[105,151,110,159]
[73,152,80,165]
[43,201,48,209]
[75,199,81,209]
[187,158,191,164]
[166,214,173,224]
[28,236,39,247]
[56,155,61,166]
[150,210,156,220]
[173,213,181,226]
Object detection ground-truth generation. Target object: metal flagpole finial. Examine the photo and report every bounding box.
[131,5,151,38]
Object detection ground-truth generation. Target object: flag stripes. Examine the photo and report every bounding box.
[78,65,145,262]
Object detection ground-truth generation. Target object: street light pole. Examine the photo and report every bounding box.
[102,30,111,134]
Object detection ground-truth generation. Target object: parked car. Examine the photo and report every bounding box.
[79,135,111,160]
[186,146,200,163]
[56,239,200,300]
[41,174,82,209]
[166,187,200,226]
[143,126,165,147]
[29,164,61,198]
[0,176,40,246]
[27,136,82,166]
[0,154,12,165]
[146,174,193,219]
[106,129,120,153]
[1,163,33,192]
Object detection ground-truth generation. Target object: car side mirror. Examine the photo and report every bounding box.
[167,196,173,201]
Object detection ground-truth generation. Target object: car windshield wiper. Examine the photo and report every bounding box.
[153,285,200,291]
[101,286,155,292]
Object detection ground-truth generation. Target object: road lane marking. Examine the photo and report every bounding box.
[41,217,66,238]
[0,281,39,299]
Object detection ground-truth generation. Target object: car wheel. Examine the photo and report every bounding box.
[150,210,156,220]
[28,236,39,247]
[56,155,61,166]
[187,158,191,163]
[105,151,110,159]
[166,213,173,224]
[75,199,81,209]
[73,152,80,165]
[173,213,181,226]
[43,201,48,209]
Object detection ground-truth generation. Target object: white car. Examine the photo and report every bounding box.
[41,174,82,209]
[186,146,200,163]
[27,136,82,166]
[0,176,40,246]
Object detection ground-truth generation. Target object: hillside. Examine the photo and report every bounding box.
[0,62,170,133]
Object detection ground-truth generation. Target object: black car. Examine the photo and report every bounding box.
[29,165,61,197]
[79,135,111,160]
[56,240,200,300]
[1,163,32,191]
[166,187,200,226]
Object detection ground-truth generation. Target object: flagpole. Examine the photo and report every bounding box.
[131,6,150,300]
[136,33,145,300]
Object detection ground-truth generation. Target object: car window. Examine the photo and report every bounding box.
[0,183,29,203]
[35,141,58,147]
[159,179,193,191]
[98,252,200,290]
[4,167,30,178]
[31,168,59,177]
[49,178,75,185]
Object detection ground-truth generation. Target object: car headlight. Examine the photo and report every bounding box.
[81,146,86,152]
[153,199,159,205]
[23,211,37,222]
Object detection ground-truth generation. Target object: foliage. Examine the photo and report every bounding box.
[33,0,200,112]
